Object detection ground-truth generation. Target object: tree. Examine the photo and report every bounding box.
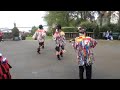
[12,27,19,37]
[97,11,107,27]
[107,11,112,25]
[44,11,71,27]
[96,11,116,26]
[12,26,20,40]
[44,11,98,27]
[31,26,38,35]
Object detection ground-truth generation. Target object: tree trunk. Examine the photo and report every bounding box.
[65,12,70,26]
[118,11,120,25]
[99,14,103,27]
[80,11,83,19]
[89,11,93,22]
[107,11,112,25]
[98,11,105,27]
[83,11,86,20]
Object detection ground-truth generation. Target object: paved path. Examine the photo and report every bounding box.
[0,40,120,79]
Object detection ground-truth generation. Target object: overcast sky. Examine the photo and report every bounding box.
[0,11,47,31]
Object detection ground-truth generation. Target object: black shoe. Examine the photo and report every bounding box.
[37,48,40,54]
[37,51,41,54]
[60,53,63,57]
[42,46,44,49]
[57,55,61,60]
[60,52,63,57]
[58,58,61,60]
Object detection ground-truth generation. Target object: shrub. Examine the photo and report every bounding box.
[100,24,118,32]
[94,25,100,39]
[80,21,99,39]
[99,25,110,32]
[46,31,52,36]
[117,25,120,33]
[46,27,53,36]
[80,21,98,32]
[107,24,118,32]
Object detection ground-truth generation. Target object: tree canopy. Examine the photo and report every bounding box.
[44,11,120,28]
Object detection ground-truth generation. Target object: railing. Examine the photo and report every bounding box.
[65,32,94,39]
[65,32,79,40]
[86,32,94,38]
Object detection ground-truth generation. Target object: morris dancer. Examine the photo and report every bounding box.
[71,28,97,79]
[53,24,66,60]
[32,25,46,54]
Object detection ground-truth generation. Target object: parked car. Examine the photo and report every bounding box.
[21,32,26,40]
[21,35,26,40]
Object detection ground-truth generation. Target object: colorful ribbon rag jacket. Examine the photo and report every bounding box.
[72,35,97,66]
[53,31,66,47]
[32,29,46,42]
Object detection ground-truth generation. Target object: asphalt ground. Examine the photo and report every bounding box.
[0,40,120,79]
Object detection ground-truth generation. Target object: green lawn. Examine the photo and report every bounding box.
[26,37,33,40]
[26,36,52,40]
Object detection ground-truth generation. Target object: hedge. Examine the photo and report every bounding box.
[46,31,52,36]
[46,27,78,36]
[62,27,78,32]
